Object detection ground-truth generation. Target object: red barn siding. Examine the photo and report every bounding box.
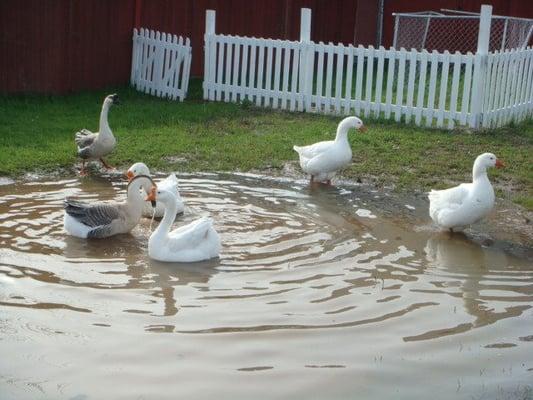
[1,0,531,94]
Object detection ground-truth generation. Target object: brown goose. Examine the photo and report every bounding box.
[63,175,156,239]
[75,94,120,175]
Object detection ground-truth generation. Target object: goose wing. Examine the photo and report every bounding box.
[158,173,179,193]
[75,129,97,148]
[64,199,121,238]
[168,217,213,250]
[293,140,334,159]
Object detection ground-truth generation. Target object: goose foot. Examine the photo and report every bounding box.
[100,158,115,170]
[79,161,88,176]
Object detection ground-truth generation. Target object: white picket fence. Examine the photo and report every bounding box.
[131,28,192,101]
[482,46,533,128]
[203,8,533,129]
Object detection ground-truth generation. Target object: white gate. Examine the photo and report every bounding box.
[131,28,192,101]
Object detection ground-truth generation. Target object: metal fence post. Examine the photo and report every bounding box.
[299,8,312,111]
[204,10,216,100]
[470,4,492,129]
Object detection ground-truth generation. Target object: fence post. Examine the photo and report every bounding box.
[204,10,216,100]
[299,8,312,111]
[470,4,492,129]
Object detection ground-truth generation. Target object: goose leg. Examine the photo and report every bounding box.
[326,179,332,186]
[310,175,314,184]
[79,160,88,176]
[100,158,115,170]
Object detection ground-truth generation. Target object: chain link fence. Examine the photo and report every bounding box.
[393,11,533,54]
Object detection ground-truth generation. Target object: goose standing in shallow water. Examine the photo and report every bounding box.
[75,94,120,175]
[63,175,156,239]
[428,153,505,232]
[126,162,184,218]
[146,188,221,263]
[293,116,366,185]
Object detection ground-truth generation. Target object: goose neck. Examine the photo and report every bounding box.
[472,160,489,183]
[153,198,177,239]
[99,101,111,135]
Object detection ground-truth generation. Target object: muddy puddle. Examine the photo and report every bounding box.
[0,173,532,399]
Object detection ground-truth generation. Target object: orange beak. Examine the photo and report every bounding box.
[126,170,134,181]
[145,186,156,202]
[359,125,367,132]
[145,186,157,208]
[495,159,505,168]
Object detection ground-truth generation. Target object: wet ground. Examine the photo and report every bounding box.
[0,173,532,400]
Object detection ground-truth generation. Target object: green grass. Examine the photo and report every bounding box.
[0,79,532,209]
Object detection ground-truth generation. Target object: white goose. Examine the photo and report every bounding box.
[126,162,184,218]
[63,175,156,239]
[146,188,221,263]
[428,153,505,232]
[75,94,119,175]
[293,116,366,184]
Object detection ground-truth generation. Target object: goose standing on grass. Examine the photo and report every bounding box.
[126,162,184,218]
[293,116,366,184]
[146,188,221,262]
[428,153,505,232]
[63,175,156,239]
[75,94,120,175]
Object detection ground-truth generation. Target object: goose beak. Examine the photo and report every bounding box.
[359,125,367,132]
[126,170,134,181]
[145,186,157,208]
[495,159,505,168]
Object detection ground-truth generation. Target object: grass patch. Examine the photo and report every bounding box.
[0,79,532,209]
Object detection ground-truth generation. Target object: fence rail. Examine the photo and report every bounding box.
[131,28,192,101]
[203,7,533,129]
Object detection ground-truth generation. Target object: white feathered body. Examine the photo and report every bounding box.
[149,216,221,262]
[428,179,495,230]
[142,173,184,218]
[293,139,352,182]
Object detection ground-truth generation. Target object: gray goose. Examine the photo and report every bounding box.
[63,175,156,239]
[75,93,120,175]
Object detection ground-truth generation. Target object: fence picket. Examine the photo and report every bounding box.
[290,47,299,111]
[374,46,385,118]
[231,40,240,102]
[395,48,407,122]
[364,46,374,118]
[334,44,345,114]
[314,43,324,112]
[405,48,417,123]
[255,42,265,106]
[414,50,428,126]
[282,46,291,108]
[384,48,395,119]
[240,40,249,101]
[425,50,439,127]
[355,45,364,115]
[265,44,274,107]
[436,51,450,128]
[460,53,474,126]
[324,44,334,113]
[448,52,462,129]
[344,46,354,115]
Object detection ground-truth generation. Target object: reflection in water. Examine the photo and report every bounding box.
[0,174,532,400]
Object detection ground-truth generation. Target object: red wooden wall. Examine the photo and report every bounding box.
[136,0,376,78]
[1,0,531,94]
[0,0,134,94]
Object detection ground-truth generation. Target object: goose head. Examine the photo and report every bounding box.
[337,116,366,135]
[472,153,505,179]
[128,174,156,205]
[475,153,505,170]
[149,188,176,207]
[126,162,151,181]
[104,93,120,107]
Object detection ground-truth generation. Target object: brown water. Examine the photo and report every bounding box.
[1,173,532,400]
